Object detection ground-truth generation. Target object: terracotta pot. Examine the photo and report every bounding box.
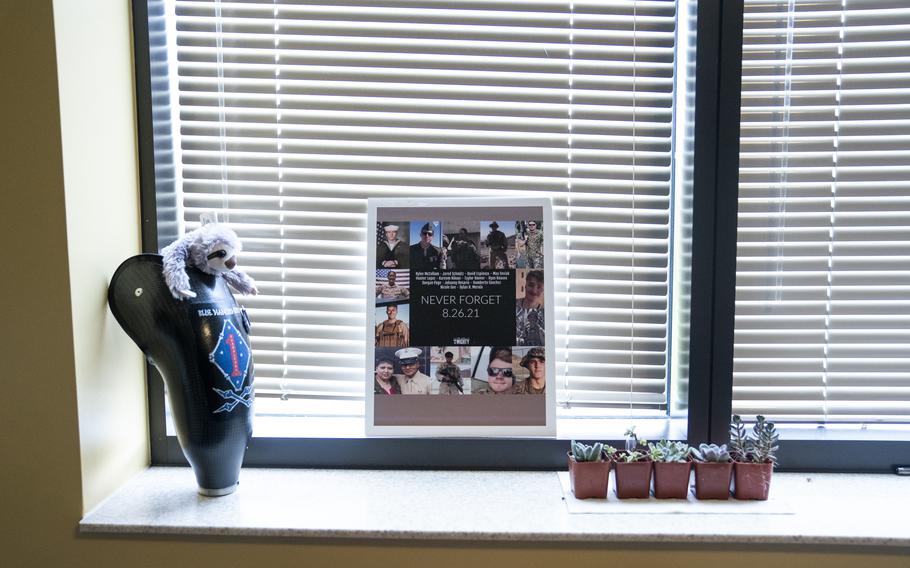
[652,460,692,499]
[614,457,652,499]
[733,461,773,500]
[693,461,733,500]
[568,453,611,499]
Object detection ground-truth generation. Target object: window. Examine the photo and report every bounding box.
[135,0,910,470]
[143,0,695,448]
[737,1,910,426]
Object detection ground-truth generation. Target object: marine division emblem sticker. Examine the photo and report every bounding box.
[209,319,251,391]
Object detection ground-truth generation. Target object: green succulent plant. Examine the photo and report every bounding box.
[648,440,691,463]
[570,440,604,462]
[689,443,732,463]
[749,415,780,465]
[729,414,749,461]
[728,415,780,466]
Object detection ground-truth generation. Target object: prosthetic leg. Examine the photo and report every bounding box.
[108,254,253,496]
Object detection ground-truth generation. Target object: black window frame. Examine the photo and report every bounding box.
[132,0,910,472]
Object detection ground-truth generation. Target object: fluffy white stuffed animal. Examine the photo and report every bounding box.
[161,220,258,300]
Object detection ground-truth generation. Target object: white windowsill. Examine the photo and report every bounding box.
[243,415,688,440]
[80,467,910,546]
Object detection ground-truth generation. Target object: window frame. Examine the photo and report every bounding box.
[132,0,909,472]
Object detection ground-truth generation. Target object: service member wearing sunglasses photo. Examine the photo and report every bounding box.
[474,347,515,395]
[409,221,443,271]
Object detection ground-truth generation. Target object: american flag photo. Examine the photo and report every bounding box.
[376,269,408,285]
[375,268,410,306]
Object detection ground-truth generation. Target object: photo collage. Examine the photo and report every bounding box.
[373,219,546,398]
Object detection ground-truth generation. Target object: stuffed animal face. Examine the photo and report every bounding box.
[188,224,243,276]
[204,242,237,274]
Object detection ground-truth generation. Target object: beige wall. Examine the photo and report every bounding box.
[1,1,908,566]
[53,0,149,511]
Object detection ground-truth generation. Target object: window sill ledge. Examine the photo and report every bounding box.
[80,467,909,547]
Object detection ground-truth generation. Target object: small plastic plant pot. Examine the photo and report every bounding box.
[652,460,692,499]
[693,461,733,500]
[733,461,773,500]
[568,453,611,499]
[613,458,653,499]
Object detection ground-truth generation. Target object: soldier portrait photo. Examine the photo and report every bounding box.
[375,302,409,348]
[513,346,545,394]
[480,220,516,269]
[516,219,544,269]
[376,222,409,269]
[375,268,409,305]
[442,222,481,271]
[471,346,516,395]
[393,347,432,395]
[429,346,470,394]
[409,220,444,271]
[515,269,545,346]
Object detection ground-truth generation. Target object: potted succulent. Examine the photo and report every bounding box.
[567,440,611,499]
[610,428,652,499]
[690,443,733,500]
[648,440,692,499]
[730,415,779,500]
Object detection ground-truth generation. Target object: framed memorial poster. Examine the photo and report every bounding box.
[366,197,555,436]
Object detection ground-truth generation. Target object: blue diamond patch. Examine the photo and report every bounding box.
[209,319,251,391]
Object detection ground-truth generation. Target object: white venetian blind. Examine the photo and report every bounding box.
[168,0,677,418]
[736,0,910,422]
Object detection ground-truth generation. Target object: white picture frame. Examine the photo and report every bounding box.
[365,197,555,437]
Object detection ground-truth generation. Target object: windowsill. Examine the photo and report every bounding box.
[242,415,688,441]
[80,467,910,546]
